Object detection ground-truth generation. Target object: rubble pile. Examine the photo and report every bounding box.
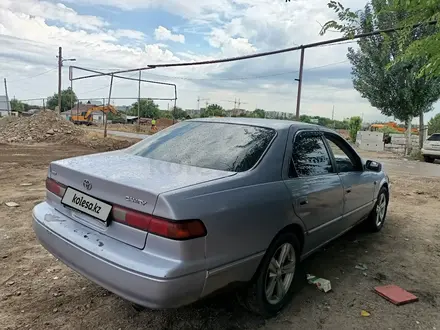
[0,110,139,151]
[0,111,84,143]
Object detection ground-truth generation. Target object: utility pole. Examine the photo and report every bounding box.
[57,47,62,114]
[4,78,10,116]
[295,48,305,120]
[56,47,76,114]
[104,74,114,138]
[138,70,141,132]
[332,105,335,129]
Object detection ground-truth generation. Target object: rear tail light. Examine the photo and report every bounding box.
[111,205,207,240]
[46,178,66,197]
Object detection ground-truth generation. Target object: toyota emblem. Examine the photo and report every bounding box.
[83,179,92,190]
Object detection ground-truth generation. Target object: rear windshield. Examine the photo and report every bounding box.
[427,134,440,141]
[125,121,276,172]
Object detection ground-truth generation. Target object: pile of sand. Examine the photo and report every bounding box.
[0,110,140,151]
[0,110,84,143]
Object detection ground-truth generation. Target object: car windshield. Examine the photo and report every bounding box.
[427,134,440,141]
[125,121,276,172]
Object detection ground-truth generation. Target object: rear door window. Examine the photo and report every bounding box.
[126,121,276,172]
[427,134,440,141]
[289,132,333,177]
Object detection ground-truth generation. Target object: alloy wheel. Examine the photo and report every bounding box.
[376,193,387,227]
[265,242,296,305]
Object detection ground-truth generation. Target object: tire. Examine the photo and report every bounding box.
[424,156,435,163]
[237,232,302,318]
[367,186,389,232]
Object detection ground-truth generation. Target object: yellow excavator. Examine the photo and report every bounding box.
[70,105,117,125]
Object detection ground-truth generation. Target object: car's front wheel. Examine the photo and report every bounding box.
[367,186,389,232]
[237,232,301,317]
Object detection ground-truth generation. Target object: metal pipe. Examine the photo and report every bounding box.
[295,48,305,120]
[69,66,175,87]
[104,74,114,138]
[138,70,141,132]
[146,21,438,69]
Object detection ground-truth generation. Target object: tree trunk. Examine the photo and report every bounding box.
[405,118,412,156]
[419,111,424,149]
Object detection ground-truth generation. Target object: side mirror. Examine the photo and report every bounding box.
[365,160,382,172]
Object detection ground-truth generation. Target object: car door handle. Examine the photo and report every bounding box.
[345,187,352,193]
[298,197,308,205]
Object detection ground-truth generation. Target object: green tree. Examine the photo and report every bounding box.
[321,0,440,79]
[159,110,173,119]
[253,108,265,118]
[349,116,362,142]
[201,104,225,117]
[428,113,440,135]
[128,98,160,119]
[299,114,312,123]
[46,87,77,112]
[10,99,25,112]
[323,1,440,151]
[171,106,188,120]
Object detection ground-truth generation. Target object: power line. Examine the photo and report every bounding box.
[142,20,437,69]
[7,67,57,84]
[137,60,350,81]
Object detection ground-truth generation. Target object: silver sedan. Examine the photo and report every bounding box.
[33,117,390,317]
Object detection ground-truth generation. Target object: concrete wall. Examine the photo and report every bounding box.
[356,131,384,152]
[384,134,419,154]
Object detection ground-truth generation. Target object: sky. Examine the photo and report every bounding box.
[0,0,438,123]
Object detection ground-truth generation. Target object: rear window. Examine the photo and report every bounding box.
[125,121,276,172]
[427,134,440,141]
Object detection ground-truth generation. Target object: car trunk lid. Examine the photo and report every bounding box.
[48,151,235,248]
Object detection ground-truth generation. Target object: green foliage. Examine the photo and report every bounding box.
[201,104,225,117]
[171,106,188,119]
[253,108,265,118]
[378,126,401,134]
[159,110,173,119]
[428,113,440,135]
[349,116,362,142]
[322,0,440,79]
[299,114,349,129]
[328,1,440,123]
[10,99,31,112]
[46,87,77,112]
[107,111,125,123]
[128,98,160,119]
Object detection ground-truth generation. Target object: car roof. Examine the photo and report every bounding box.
[187,117,322,131]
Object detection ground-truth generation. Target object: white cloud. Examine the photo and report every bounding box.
[207,28,256,57]
[2,0,438,121]
[0,0,107,31]
[154,26,185,43]
[112,29,145,40]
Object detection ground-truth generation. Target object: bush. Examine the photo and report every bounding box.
[349,116,362,142]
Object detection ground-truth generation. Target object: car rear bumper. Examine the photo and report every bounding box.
[421,148,440,157]
[32,202,206,309]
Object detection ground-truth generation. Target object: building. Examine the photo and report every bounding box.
[0,95,11,117]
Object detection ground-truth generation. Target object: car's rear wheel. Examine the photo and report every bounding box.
[423,156,435,163]
[237,232,301,317]
[367,186,389,232]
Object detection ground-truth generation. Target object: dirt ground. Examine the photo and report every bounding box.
[1,143,440,330]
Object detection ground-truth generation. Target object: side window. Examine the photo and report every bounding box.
[290,132,333,177]
[324,134,360,172]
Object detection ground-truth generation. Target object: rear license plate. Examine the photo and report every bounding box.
[61,187,112,223]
